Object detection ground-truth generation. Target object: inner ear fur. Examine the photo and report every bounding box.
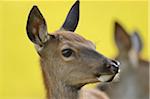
[26,6,49,46]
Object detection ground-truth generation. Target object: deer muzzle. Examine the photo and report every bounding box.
[97,60,120,82]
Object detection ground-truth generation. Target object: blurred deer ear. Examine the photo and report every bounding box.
[131,32,143,53]
[26,6,49,46]
[60,0,79,32]
[114,22,131,51]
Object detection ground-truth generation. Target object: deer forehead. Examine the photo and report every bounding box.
[52,31,96,50]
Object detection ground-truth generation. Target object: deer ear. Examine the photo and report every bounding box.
[26,6,49,46]
[114,22,131,51]
[60,0,79,32]
[131,32,143,53]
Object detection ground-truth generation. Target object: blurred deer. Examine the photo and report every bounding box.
[97,22,149,99]
[26,1,119,99]
[80,88,110,99]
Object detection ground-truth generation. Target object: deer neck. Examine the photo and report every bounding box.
[40,59,79,99]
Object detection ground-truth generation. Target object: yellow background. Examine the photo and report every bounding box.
[0,0,148,99]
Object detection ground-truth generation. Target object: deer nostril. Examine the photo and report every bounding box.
[111,64,119,73]
[109,60,120,73]
[111,60,120,67]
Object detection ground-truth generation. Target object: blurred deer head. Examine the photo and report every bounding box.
[97,22,149,99]
[26,1,119,99]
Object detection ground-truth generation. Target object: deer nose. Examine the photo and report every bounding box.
[107,60,120,74]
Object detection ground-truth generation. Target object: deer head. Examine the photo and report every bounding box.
[114,22,149,69]
[26,1,119,99]
[97,22,149,99]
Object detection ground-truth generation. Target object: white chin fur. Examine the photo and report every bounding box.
[112,69,121,82]
[97,75,113,82]
[112,73,120,82]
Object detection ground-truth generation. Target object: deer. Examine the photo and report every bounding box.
[26,1,120,99]
[79,88,110,99]
[97,22,149,99]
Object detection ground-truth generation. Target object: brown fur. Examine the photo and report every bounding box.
[39,31,116,99]
[26,2,119,99]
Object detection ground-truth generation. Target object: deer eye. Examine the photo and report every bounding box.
[62,48,73,57]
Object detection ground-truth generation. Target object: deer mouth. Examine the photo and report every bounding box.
[97,75,115,82]
[96,69,120,82]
